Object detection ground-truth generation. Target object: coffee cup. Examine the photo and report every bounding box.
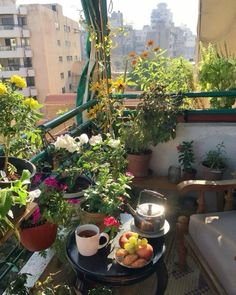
[75,224,109,256]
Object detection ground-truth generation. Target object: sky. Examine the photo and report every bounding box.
[16,0,199,34]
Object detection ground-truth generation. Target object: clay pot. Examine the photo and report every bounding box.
[202,164,224,180]
[127,151,152,178]
[20,222,58,251]
[79,199,106,231]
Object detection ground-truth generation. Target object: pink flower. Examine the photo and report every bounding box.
[44,177,59,188]
[104,216,120,228]
[32,173,43,185]
[59,183,68,191]
[68,198,81,204]
[126,172,133,177]
[32,206,41,224]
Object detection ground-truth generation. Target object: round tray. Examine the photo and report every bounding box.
[130,219,170,238]
[115,251,154,269]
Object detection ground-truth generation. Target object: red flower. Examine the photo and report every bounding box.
[176,145,183,152]
[44,176,59,188]
[104,216,120,228]
[32,206,41,224]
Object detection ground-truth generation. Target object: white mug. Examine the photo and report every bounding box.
[75,224,109,256]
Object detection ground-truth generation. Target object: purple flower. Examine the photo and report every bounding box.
[126,171,134,177]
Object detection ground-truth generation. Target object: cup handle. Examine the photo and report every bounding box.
[98,232,110,249]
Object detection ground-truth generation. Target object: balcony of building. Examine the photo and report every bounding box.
[0,1,236,295]
[0,25,23,38]
[0,45,31,58]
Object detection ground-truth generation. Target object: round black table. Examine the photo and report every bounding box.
[66,222,168,295]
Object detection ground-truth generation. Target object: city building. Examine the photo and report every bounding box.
[0,0,82,103]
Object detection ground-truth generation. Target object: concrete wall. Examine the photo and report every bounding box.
[150,122,236,178]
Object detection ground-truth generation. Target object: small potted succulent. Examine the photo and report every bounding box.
[177,140,197,180]
[202,142,227,180]
[0,74,42,187]
[19,175,74,251]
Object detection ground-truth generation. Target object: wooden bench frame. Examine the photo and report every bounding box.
[176,179,236,295]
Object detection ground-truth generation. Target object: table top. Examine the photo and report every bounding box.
[66,215,167,286]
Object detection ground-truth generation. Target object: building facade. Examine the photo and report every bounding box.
[0,0,82,103]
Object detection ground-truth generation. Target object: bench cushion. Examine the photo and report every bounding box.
[189,210,236,295]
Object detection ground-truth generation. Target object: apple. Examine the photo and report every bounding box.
[135,243,153,260]
[119,231,136,248]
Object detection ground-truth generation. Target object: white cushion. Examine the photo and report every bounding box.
[189,210,236,295]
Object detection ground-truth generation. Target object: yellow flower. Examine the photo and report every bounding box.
[112,79,126,92]
[0,83,7,95]
[23,98,41,110]
[10,75,27,88]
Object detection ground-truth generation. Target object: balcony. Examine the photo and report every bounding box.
[0,46,27,58]
[0,25,22,38]
[0,1,236,295]
[0,66,28,78]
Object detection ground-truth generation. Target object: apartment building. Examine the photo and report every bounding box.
[0,0,82,103]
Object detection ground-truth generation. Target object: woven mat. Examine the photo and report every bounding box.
[164,231,213,295]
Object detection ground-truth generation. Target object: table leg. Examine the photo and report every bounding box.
[155,257,168,295]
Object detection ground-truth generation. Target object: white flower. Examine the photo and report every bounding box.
[89,134,103,146]
[108,139,120,148]
[78,133,89,145]
[54,134,79,153]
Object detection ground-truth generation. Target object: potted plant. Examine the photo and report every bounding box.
[122,86,182,177]
[19,175,74,251]
[202,142,227,180]
[177,140,197,180]
[0,74,42,187]
[79,167,132,229]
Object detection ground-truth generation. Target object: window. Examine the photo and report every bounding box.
[62,87,65,93]
[69,83,72,91]
[74,55,78,61]
[0,17,14,25]
[26,77,35,87]
[57,40,61,46]
[68,71,71,77]
[18,16,27,26]
[64,25,71,32]
[59,56,63,62]
[55,22,60,30]
[51,4,57,12]
[23,57,32,67]
[67,56,72,61]
[60,72,64,79]
[21,38,30,46]
[65,41,71,47]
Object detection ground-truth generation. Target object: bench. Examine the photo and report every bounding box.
[176,179,236,295]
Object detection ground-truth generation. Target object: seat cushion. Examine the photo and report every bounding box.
[189,210,236,295]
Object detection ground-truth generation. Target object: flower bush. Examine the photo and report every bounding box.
[22,176,73,228]
[82,167,132,215]
[0,74,42,176]
[53,133,127,191]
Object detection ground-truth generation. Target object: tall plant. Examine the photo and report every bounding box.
[0,74,42,175]
[128,40,194,93]
[198,43,236,109]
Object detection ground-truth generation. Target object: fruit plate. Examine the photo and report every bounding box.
[114,251,154,269]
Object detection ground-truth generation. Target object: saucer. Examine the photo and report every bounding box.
[129,219,170,238]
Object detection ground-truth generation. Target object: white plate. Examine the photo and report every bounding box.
[129,219,170,238]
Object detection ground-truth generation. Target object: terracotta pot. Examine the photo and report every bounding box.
[202,164,224,180]
[79,199,106,231]
[127,151,152,177]
[20,222,58,252]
